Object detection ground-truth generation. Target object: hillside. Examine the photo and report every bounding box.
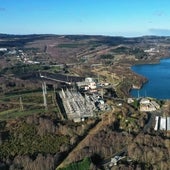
[0,34,170,170]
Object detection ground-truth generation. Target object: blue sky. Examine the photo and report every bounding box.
[1,0,170,37]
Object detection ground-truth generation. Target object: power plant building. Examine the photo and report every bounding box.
[58,89,96,122]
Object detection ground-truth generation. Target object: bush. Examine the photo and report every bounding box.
[58,157,91,170]
[100,54,114,59]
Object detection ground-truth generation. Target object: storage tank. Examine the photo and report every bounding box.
[85,77,93,83]
[154,116,159,131]
[167,117,170,131]
[160,117,166,130]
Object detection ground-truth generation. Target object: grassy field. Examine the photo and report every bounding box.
[57,43,85,48]
[57,157,91,170]
[0,108,44,120]
[0,90,58,120]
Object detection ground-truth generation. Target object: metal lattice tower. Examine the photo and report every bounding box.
[20,96,24,111]
[42,82,48,110]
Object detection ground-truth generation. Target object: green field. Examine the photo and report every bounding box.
[58,157,91,170]
[0,90,58,120]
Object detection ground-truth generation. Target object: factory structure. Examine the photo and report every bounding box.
[57,88,108,122]
[139,98,160,112]
[154,116,170,131]
[58,89,96,122]
[76,77,97,92]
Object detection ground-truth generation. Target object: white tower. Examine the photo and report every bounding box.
[42,82,47,110]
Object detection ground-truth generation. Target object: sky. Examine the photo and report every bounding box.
[1,0,170,37]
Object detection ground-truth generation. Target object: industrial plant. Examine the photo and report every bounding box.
[57,89,95,122]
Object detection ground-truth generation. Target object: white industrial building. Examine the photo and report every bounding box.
[167,117,170,131]
[139,98,160,112]
[160,117,166,130]
[154,116,170,131]
[154,116,159,131]
[0,48,7,51]
[76,77,97,91]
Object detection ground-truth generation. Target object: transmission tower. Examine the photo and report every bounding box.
[42,82,48,110]
[20,96,24,111]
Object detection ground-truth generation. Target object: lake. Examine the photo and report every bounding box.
[130,58,170,99]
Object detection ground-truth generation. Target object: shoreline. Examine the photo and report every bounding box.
[127,56,170,98]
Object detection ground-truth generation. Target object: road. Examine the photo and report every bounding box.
[40,72,84,84]
[56,111,116,169]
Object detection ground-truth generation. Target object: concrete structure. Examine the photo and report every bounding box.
[109,156,126,167]
[139,98,160,112]
[77,77,97,91]
[140,98,150,104]
[127,98,134,104]
[154,116,170,131]
[85,77,94,83]
[58,89,95,122]
[8,50,16,55]
[154,116,159,131]
[0,48,7,51]
[160,117,166,130]
[167,117,170,131]
[89,82,96,89]
[144,48,159,53]
[151,101,160,110]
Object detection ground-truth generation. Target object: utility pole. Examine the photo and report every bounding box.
[42,82,48,110]
[98,73,100,83]
[101,88,104,99]
[52,84,56,106]
[20,96,24,111]
[109,112,111,124]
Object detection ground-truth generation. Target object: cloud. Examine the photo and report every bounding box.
[0,7,5,12]
[149,28,170,36]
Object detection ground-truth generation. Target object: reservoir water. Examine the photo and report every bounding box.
[130,58,170,99]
